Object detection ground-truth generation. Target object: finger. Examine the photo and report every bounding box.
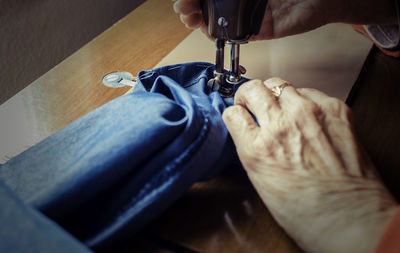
[296,87,352,127]
[263,77,298,105]
[264,77,308,115]
[296,88,347,116]
[263,77,292,90]
[297,88,363,176]
[180,13,203,29]
[264,78,318,118]
[222,105,259,148]
[200,23,214,41]
[234,79,280,126]
[296,88,330,103]
[296,88,353,124]
[264,79,340,171]
[174,0,202,15]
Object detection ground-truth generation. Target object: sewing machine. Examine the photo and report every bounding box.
[201,0,267,96]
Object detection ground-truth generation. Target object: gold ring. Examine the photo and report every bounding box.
[270,83,290,98]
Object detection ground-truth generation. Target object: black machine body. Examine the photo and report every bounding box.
[200,0,268,97]
[201,0,267,42]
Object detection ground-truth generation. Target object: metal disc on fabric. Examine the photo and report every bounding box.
[102,71,135,88]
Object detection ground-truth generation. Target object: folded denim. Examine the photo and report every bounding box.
[0,180,92,253]
[0,62,246,249]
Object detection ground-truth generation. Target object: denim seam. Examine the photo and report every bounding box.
[122,115,210,212]
[182,76,208,88]
[85,112,212,246]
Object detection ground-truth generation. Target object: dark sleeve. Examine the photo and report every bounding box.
[353,24,400,57]
[356,0,400,57]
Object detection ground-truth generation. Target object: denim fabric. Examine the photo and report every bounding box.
[0,179,92,253]
[0,62,246,249]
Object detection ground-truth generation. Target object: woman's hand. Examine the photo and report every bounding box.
[222,78,398,252]
[173,0,397,40]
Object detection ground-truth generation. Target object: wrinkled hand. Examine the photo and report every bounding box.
[173,0,397,40]
[222,78,398,253]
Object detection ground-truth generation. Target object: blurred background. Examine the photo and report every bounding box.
[0,0,145,105]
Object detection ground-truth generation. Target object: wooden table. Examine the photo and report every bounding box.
[2,0,400,252]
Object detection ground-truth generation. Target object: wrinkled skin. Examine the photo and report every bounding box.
[173,0,397,40]
[222,78,397,252]
[173,0,399,251]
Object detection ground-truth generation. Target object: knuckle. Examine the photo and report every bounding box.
[323,98,353,119]
[234,79,263,104]
[292,98,319,116]
[338,102,353,122]
[273,125,290,140]
[303,100,318,112]
[251,137,269,152]
[266,119,290,139]
[249,134,275,157]
[325,97,345,112]
[264,77,291,89]
[222,105,243,121]
[239,79,262,93]
[181,13,201,28]
[265,76,283,84]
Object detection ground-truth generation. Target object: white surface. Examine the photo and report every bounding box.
[156,23,372,101]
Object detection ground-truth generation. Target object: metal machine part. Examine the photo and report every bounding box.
[227,43,246,84]
[201,0,267,97]
[102,71,137,88]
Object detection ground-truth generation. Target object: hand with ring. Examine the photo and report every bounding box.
[222,78,398,252]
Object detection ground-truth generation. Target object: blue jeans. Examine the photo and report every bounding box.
[0,62,246,250]
[0,180,91,252]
